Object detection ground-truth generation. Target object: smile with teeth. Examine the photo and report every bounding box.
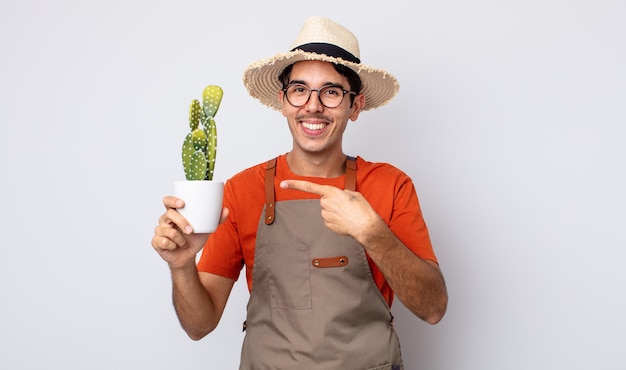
[301,121,327,131]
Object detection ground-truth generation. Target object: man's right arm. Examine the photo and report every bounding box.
[171,265,235,340]
[152,196,234,340]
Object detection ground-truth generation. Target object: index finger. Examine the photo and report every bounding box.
[280,180,333,196]
[163,196,184,210]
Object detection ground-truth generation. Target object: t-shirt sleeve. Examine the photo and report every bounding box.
[389,176,438,263]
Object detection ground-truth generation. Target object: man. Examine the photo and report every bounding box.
[152,16,447,369]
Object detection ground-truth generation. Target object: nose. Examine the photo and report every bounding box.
[304,90,324,111]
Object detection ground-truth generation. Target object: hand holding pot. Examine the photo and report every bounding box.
[151,196,229,270]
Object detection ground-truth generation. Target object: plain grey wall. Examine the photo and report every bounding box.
[1,0,625,369]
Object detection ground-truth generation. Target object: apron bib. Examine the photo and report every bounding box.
[239,157,404,370]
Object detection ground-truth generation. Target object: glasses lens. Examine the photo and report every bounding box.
[285,85,309,106]
[319,86,344,108]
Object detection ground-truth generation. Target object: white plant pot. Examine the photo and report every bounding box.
[173,180,224,233]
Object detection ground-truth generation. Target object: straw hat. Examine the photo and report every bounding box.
[242,16,399,111]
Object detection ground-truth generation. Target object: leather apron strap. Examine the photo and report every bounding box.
[264,158,277,225]
[345,155,357,192]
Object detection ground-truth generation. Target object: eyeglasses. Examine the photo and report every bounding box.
[283,83,357,109]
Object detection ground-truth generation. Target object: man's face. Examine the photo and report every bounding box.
[279,60,364,157]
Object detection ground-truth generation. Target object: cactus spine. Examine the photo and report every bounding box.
[182,85,223,180]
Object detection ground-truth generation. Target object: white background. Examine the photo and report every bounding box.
[1,0,625,369]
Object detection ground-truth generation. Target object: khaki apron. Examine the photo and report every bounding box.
[239,157,404,370]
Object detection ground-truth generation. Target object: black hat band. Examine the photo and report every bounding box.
[292,43,361,64]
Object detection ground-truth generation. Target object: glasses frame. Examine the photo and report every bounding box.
[282,83,357,109]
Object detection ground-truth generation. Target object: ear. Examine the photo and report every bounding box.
[349,94,365,121]
[279,89,287,117]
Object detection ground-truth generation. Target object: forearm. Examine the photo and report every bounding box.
[359,220,448,324]
[170,263,219,340]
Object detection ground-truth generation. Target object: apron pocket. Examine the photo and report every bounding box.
[267,242,312,310]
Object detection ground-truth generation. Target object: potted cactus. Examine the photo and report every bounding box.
[173,85,225,233]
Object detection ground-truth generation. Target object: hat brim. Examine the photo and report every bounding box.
[242,49,399,111]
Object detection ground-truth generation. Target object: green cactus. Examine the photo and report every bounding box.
[182,85,223,180]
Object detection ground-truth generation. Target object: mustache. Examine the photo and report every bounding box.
[295,114,333,122]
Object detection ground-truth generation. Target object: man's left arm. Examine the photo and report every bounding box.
[357,217,448,324]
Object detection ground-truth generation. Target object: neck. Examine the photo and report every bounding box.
[286,150,347,178]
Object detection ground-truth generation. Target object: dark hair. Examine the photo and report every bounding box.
[279,62,362,107]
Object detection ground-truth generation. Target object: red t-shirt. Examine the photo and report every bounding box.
[197,154,436,307]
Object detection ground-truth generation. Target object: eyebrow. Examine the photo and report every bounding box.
[288,80,346,90]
